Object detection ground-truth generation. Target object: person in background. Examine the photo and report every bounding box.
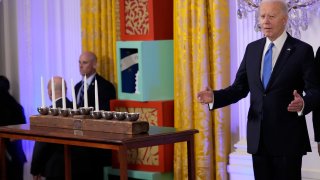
[197,0,320,179]
[75,51,116,110]
[31,76,72,180]
[313,47,320,157]
[74,51,116,179]
[0,75,27,180]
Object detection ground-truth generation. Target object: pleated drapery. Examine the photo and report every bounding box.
[81,0,117,84]
[174,0,231,179]
[80,0,231,179]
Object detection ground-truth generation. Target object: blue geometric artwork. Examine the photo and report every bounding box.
[116,40,173,101]
[120,48,139,93]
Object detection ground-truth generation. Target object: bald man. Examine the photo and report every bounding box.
[74,51,116,179]
[75,51,116,110]
[31,76,72,180]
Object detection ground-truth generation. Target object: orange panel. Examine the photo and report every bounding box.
[110,99,174,172]
[120,0,173,40]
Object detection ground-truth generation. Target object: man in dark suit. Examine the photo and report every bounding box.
[0,75,27,180]
[74,51,116,179]
[197,0,320,179]
[31,76,73,180]
[313,47,320,156]
[75,51,116,110]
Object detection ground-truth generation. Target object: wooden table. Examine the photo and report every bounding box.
[0,124,198,180]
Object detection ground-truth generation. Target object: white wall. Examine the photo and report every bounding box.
[0,0,82,179]
[300,14,320,180]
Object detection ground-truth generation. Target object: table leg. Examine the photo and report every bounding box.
[0,138,7,180]
[64,145,72,180]
[187,135,195,180]
[118,146,128,180]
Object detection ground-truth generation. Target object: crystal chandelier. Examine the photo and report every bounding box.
[237,0,320,39]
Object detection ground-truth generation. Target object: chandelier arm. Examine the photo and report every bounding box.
[242,0,317,11]
[238,0,319,39]
[289,1,317,11]
[244,0,259,8]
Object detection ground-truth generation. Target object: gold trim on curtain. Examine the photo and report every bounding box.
[81,0,117,84]
[174,0,230,179]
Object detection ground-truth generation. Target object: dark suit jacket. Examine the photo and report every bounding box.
[31,98,73,178]
[212,33,320,156]
[75,73,116,110]
[0,90,27,180]
[312,47,320,143]
[74,74,115,179]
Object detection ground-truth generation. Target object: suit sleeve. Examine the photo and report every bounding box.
[312,47,320,142]
[99,80,116,111]
[300,46,320,114]
[213,47,250,109]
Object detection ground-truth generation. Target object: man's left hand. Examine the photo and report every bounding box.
[288,90,304,112]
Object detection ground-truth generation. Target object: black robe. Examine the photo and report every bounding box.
[0,90,27,180]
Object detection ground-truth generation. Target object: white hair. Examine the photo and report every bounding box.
[260,0,288,15]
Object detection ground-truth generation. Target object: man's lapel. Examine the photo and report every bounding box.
[88,74,97,96]
[251,38,266,91]
[267,35,294,90]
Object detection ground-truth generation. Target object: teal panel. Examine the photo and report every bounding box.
[104,166,174,180]
[116,40,173,101]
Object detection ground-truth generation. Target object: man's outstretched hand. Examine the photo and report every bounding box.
[287,90,304,112]
[197,87,213,104]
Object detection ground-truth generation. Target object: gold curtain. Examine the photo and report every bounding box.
[81,0,117,84]
[174,0,230,179]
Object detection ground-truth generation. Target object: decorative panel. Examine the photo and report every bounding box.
[120,0,173,40]
[116,40,173,101]
[110,99,174,172]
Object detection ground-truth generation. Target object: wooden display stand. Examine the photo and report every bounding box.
[110,99,174,172]
[29,115,149,135]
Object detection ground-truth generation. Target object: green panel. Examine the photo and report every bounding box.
[104,166,173,180]
[116,40,173,101]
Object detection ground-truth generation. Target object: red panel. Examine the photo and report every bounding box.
[120,0,173,41]
[110,99,174,172]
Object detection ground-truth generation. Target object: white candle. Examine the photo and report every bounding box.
[41,76,46,107]
[95,79,99,111]
[51,77,56,109]
[62,78,66,110]
[84,75,88,108]
[71,79,77,110]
